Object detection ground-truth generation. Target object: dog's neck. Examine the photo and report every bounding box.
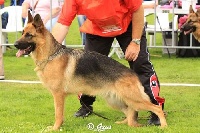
[35,44,66,70]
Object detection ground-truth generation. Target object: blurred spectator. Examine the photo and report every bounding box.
[10,0,26,25]
[0,0,4,8]
[22,0,61,31]
[1,0,8,29]
[0,0,5,80]
[10,0,24,6]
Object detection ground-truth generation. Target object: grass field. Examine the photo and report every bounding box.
[1,2,200,132]
[1,35,200,133]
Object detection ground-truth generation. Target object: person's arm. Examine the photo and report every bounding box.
[52,23,69,43]
[132,6,144,42]
[125,5,144,61]
[51,0,78,43]
[22,2,30,19]
[43,7,61,24]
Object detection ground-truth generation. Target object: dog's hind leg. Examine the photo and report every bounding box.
[126,108,143,127]
[133,101,167,128]
[115,108,142,127]
[116,79,167,128]
[115,108,128,125]
[144,104,167,128]
[51,90,66,130]
[132,111,143,127]
[115,118,127,125]
[125,98,167,127]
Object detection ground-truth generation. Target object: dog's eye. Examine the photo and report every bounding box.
[25,33,33,38]
[189,20,197,23]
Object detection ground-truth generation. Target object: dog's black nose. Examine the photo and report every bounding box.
[180,23,187,31]
[14,41,19,49]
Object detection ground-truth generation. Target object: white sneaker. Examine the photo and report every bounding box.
[0,75,5,80]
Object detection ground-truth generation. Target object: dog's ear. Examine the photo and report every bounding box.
[189,5,195,13]
[27,10,33,23]
[196,8,200,17]
[189,5,194,13]
[33,14,44,28]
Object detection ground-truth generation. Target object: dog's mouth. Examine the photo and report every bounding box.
[16,46,33,57]
[14,41,36,57]
[183,27,196,35]
[183,28,194,35]
[181,23,196,35]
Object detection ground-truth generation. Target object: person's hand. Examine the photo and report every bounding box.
[125,42,140,61]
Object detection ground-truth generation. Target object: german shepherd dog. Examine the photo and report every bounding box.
[181,5,200,42]
[14,11,167,131]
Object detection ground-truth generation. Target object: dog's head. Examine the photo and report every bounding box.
[181,6,200,36]
[14,11,46,57]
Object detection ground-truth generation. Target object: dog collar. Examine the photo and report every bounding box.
[36,45,66,69]
[48,45,66,61]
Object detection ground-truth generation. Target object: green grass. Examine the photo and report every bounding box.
[1,3,200,132]
[0,82,200,132]
[1,44,200,133]
[0,82,200,133]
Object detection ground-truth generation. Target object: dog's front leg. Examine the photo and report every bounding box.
[51,90,66,130]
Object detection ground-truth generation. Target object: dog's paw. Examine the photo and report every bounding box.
[115,118,127,124]
[160,123,168,129]
[41,126,63,132]
[42,126,61,132]
[132,123,143,127]
[41,126,51,132]
[41,126,53,132]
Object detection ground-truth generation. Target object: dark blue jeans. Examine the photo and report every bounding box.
[1,12,8,29]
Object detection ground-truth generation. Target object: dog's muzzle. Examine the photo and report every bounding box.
[181,22,196,35]
[14,41,36,57]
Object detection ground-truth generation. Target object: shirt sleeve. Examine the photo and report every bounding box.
[58,0,78,26]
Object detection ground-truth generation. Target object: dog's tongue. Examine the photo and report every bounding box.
[16,50,25,57]
[184,29,192,35]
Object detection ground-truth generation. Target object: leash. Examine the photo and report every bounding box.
[80,99,110,120]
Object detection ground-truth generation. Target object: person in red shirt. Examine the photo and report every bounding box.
[0,0,4,8]
[52,0,164,126]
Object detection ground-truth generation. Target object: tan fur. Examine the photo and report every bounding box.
[183,6,200,42]
[15,13,167,131]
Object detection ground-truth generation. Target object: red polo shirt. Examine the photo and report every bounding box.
[58,0,142,37]
[0,0,4,5]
